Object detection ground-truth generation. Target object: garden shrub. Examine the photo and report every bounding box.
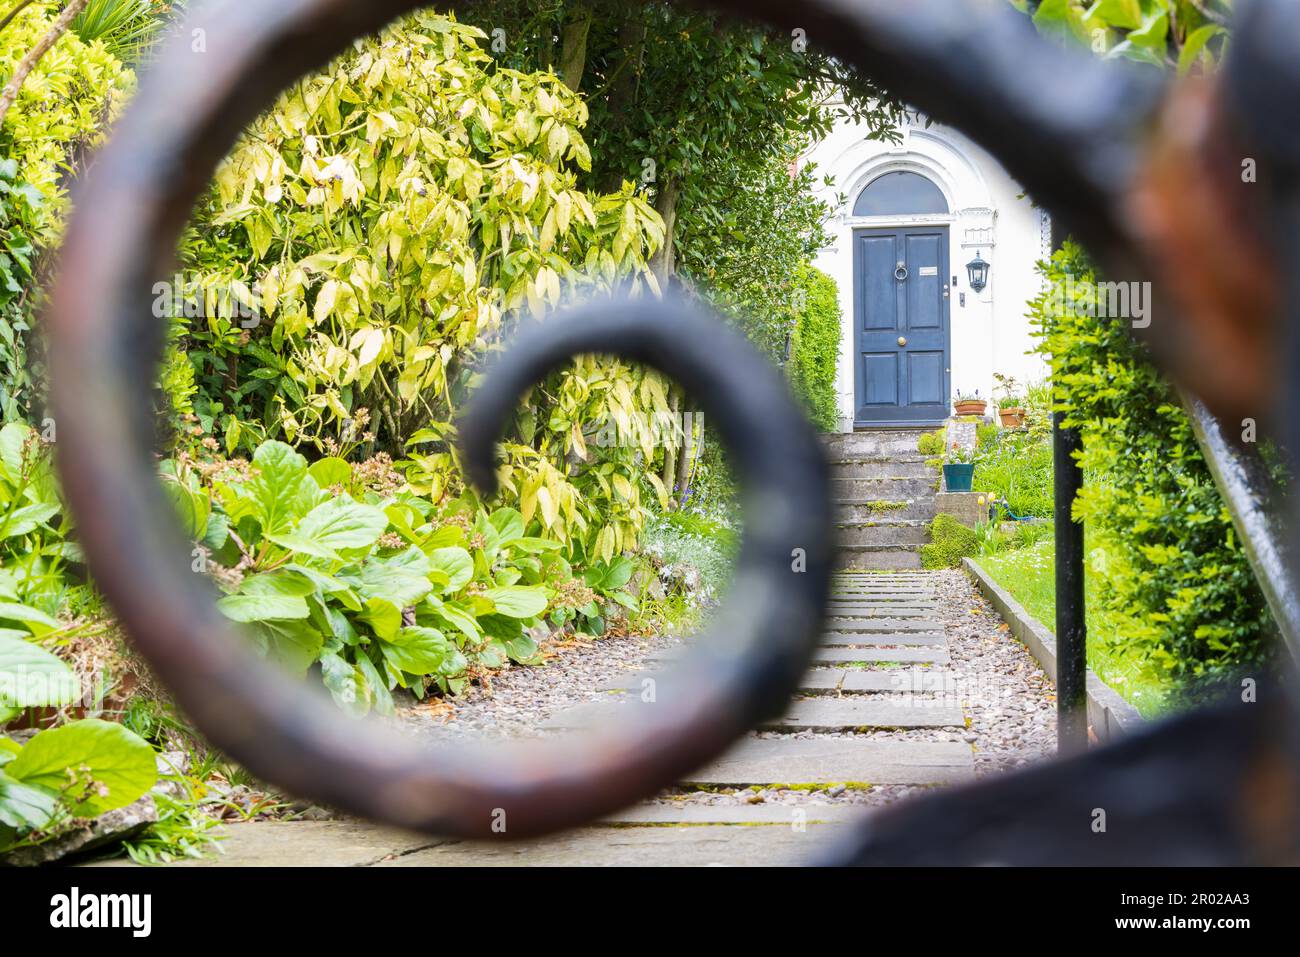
[920,514,978,570]
[0,3,135,421]
[176,12,670,562]
[787,264,840,432]
[1032,242,1278,699]
[170,438,641,712]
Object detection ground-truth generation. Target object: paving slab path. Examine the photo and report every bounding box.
[91,569,1057,867]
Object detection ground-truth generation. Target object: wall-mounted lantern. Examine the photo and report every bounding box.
[966,251,990,292]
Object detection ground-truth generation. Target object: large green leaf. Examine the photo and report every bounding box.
[0,423,29,486]
[217,594,310,622]
[319,652,371,716]
[343,547,432,607]
[308,457,352,489]
[489,507,525,543]
[359,597,402,641]
[0,502,59,540]
[1085,0,1143,30]
[0,767,57,831]
[428,546,473,594]
[268,496,388,560]
[0,602,61,636]
[247,441,319,535]
[0,634,79,708]
[381,626,450,675]
[249,619,324,674]
[484,585,548,619]
[7,719,156,817]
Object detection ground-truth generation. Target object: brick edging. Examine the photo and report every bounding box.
[961,557,1144,742]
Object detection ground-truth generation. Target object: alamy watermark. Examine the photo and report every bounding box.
[1046,275,1152,329]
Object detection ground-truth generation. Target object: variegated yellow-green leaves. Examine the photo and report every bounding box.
[180,11,673,562]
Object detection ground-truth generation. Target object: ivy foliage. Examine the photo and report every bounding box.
[787,264,841,432]
[1031,242,1278,697]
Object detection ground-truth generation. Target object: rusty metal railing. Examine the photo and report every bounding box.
[42,0,1300,863]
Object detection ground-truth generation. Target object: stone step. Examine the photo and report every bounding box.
[840,669,962,694]
[821,431,930,457]
[826,606,938,618]
[543,682,958,731]
[682,736,974,787]
[383,822,844,867]
[836,501,937,523]
[602,803,862,825]
[826,618,944,633]
[828,458,934,480]
[836,521,931,547]
[832,476,938,502]
[764,697,964,731]
[812,646,949,665]
[822,632,946,648]
[835,546,924,571]
[600,667,844,694]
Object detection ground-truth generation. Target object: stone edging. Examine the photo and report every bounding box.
[962,557,1144,742]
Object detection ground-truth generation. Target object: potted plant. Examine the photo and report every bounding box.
[942,441,975,492]
[953,389,986,417]
[994,373,1025,428]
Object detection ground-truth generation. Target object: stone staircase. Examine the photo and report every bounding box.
[822,430,938,570]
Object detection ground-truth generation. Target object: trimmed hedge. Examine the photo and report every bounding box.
[1032,242,1278,700]
[788,264,841,432]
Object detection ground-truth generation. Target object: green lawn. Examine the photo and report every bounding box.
[976,536,1172,719]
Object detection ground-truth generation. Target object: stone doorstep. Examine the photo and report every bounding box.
[682,736,975,787]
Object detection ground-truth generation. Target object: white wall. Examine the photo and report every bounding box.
[804,113,1050,427]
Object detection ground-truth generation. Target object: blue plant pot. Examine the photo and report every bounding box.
[943,463,974,492]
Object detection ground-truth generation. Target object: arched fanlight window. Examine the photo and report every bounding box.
[852,170,949,217]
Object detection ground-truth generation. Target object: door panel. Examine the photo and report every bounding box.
[853,227,950,426]
[860,353,899,406]
[907,351,945,406]
[860,236,899,330]
[904,234,943,330]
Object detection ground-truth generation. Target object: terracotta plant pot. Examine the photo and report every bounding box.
[954,400,987,417]
[999,407,1025,428]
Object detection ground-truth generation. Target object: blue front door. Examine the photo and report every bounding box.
[853,226,951,427]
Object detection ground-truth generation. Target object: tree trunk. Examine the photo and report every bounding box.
[0,0,91,127]
[676,402,697,503]
[648,177,680,286]
[661,387,680,496]
[558,3,593,92]
[601,13,647,192]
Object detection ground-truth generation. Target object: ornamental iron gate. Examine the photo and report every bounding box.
[41,0,1300,864]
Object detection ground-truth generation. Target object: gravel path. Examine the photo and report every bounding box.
[391,568,1056,813]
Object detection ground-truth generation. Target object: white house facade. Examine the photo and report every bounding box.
[805,112,1051,430]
